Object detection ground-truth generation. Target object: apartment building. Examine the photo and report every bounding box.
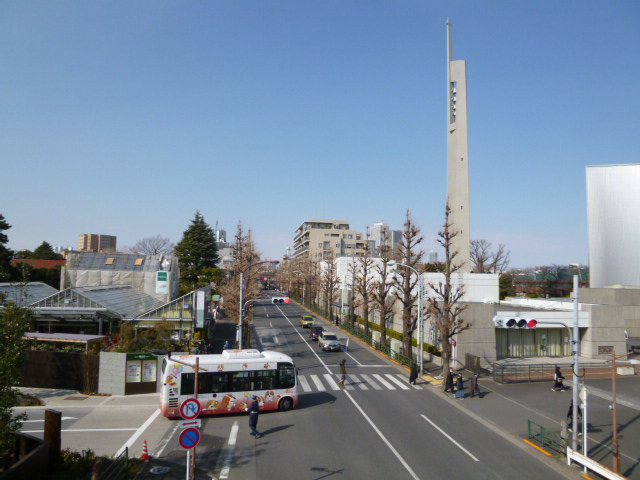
[292,220,367,260]
[78,234,117,253]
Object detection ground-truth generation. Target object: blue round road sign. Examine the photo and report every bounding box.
[179,428,201,449]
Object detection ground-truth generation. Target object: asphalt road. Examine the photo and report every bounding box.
[18,298,639,479]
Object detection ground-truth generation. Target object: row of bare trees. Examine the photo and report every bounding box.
[280,205,506,378]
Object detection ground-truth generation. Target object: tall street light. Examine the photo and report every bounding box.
[388,261,424,375]
[239,260,278,349]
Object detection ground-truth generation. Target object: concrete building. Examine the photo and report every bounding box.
[292,220,367,260]
[447,20,471,272]
[368,222,402,255]
[587,163,640,288]
[78,234,117,253]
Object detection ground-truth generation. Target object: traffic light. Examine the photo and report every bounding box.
[493,316,537,328]
[272,297,290,304]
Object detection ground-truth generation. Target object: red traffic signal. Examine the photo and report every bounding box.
[272,297,290,304]
[505,318,537,328]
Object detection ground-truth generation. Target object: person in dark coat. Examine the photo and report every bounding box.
[552,366,566,391]
[455,374,465,400]
[444,371,454,393]
[409,362,418,385]
[469,373,481,398]
[566,400,583,432]
[247,395,262,437]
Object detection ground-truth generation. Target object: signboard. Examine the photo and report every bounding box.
[598,345,614,355]
[156,270,169,294]
[142,360,157,382]
[126,361,142,383]
[196,290,205,328]
[179,419,202,429]
[179,428,201,449]
[180,398,201,420]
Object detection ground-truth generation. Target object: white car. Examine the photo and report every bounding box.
[318,332,341,351]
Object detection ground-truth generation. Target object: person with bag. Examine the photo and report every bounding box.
[409,362,418,385]
[339,359,347,386]
[552,366,566,392]
[469,373,482,398]
[454,373,465,400]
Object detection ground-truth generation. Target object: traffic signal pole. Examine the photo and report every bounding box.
[572,275,580,454]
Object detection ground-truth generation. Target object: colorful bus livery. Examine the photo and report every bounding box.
[160,349,298,418]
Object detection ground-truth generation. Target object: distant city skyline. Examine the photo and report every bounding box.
[2,2,639,268]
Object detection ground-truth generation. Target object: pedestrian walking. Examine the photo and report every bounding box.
[552,366,566,392]
[455,373,465,400]
[469,373,481,398]
[409,362,418,385]
[443,371,454,393]
[566,400,583,432]
[339,359,347,386]
[247,395,263,438]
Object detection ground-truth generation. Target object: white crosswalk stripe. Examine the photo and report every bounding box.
[298,373,424,393]
[323,374,341,391]
[348,374,369,390]
[310,374,326,391]
[385,374,411,390]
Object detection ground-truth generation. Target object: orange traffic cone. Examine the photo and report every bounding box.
[142,440,150,461]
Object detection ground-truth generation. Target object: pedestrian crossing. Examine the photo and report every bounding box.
[297,373,423,393]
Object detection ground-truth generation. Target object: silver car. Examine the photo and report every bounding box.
[318,332,341,351]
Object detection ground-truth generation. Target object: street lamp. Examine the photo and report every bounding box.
[239,260,279,349]
[609,349,640,473]
[388,261,424,375]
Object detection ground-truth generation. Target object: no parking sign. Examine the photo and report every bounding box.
[179,428,201,450]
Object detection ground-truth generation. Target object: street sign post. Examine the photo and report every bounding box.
[179,419,202,429]
[180,398,201,420]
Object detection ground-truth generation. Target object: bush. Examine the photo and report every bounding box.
[50,448,96,480]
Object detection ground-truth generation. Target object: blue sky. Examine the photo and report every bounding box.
[2,1,639,268]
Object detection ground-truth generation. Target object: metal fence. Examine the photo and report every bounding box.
[492,363,557,384]
[97,447,129,480]
[527,419,565,454]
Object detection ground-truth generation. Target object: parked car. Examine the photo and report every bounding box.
[301,315,314,328]
[309,325,324,341]
[318,332,341,351]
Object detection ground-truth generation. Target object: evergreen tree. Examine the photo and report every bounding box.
[174,211,219,291]
[0,303,33,458]
[0,214,15,281]
[32,241,63,260]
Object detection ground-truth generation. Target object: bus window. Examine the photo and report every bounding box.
[200,372,230,394]
[231,371,253,392]
[253,370,277,390]
[277,363,295,389]
[181,373,195,395]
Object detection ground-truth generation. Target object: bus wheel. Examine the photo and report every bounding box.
[279,397,293,411]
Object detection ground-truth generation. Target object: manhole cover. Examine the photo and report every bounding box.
[149,466,171,474]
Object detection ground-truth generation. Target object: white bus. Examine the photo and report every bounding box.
[160,349,298,418]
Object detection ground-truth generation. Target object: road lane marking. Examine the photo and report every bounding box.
[115,408,161,457]
[385,374,411,390]
[298,375,312,392]
[322,374,340,390]
[348,374,369,390]
[310,374,326,391]
[24,417,77,422]
[22,428,138,433]
[420,414,479,462]
[360,374,383,390]
[218,421,239,480]
[344,389,420,480]
[372,374,396,390]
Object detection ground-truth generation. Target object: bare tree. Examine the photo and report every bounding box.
[470,239,510,274]
[128,235,175,255]
[427,203,470,382]
[372,228,394,347]
[350,231,375,334]
[392,210,424,359]
[319,250,340,320]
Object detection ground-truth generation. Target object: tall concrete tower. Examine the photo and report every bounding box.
[446,20,471,272]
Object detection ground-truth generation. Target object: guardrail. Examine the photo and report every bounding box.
[567,448,629,480]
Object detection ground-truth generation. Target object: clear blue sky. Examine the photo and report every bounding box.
[2,1,639,269]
